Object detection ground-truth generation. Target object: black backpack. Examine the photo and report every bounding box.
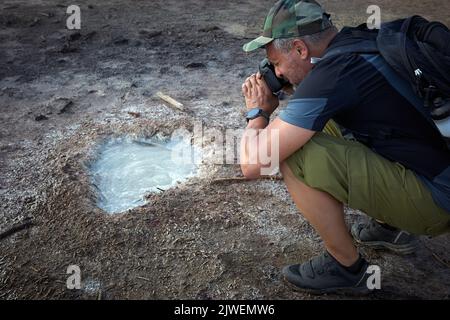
[377,15,450,121]
[321,16,450,137]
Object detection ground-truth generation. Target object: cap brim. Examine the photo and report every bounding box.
[242,36,273,52]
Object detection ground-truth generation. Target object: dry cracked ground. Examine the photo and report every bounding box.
[1,0,449,300]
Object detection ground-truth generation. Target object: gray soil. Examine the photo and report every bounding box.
[1,0,449,299]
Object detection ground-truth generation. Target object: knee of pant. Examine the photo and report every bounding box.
[298,135,348,190]
[284,133,348,185]
[284,135,334,180]
[300,136,334,171]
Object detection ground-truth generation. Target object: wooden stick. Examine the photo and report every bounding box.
[137,276,151,282]
[155,91,185,112]
[211,176,283,183]
[0,220,34,241]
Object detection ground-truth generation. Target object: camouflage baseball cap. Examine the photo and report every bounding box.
[243,0,332,52]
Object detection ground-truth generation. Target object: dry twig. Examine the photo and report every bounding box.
[211,176,283,183]
[155,91,185,112]
[0,219,35,241]
[137,276,151,282]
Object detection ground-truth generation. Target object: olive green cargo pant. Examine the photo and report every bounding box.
[285,121,450,236]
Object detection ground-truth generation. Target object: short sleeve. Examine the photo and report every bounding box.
[279,55,358,131]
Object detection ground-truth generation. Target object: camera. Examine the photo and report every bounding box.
[423,85,450,138]
[259,58,290,94]
[430,97,450,138]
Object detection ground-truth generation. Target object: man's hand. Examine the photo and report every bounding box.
[242,72,279,115]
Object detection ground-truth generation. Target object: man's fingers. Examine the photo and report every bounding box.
[243,74,266,103]
[242,83,249,95]
[251,77,264,96]
[245,78,253,89]
[257,76,270,92]
[245,74,256,89]
[249,75,258,88]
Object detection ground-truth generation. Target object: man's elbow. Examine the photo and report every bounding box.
[240,164,262,180]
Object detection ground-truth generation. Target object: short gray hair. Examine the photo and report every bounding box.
[272,25,338,53]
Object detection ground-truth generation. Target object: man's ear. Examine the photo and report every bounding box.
[292,39,309,60]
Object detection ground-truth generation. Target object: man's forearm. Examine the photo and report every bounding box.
[240,117,270,178]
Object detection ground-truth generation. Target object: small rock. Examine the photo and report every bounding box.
[113,37,129,45]
[199,26,220,32]
[139,30,162,39]
[28,18,40,27]
[68,32,82,42]
[127,111,141,118]
[185,62,206,69]
[35,115,48,121]
[60,43,77,53]
[56,99,73,114]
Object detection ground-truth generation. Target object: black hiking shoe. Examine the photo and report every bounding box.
[351,219,418,255]
[282,251,372,295]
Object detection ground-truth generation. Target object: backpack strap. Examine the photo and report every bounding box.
[312,26,380,64]
[321,40,379,60]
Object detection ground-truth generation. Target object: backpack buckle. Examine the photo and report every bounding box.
[424,85,437,109]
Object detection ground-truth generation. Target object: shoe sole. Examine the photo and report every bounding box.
[350,226,418,255]
[282,276,374,296]
[352,237,417,255]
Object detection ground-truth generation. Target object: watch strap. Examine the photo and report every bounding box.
[246,108,270,123]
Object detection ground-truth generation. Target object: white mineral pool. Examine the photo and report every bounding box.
[90,137,199,214]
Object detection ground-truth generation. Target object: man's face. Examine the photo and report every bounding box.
[266,41,313,86]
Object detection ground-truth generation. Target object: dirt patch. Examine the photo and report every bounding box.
[1,0,449,299]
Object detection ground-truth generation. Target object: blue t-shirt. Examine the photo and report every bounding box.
[279,31,450,213]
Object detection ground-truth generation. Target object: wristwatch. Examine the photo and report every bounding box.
[246,108,270,123]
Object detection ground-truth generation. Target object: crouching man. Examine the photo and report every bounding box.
[240,0,450,294]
